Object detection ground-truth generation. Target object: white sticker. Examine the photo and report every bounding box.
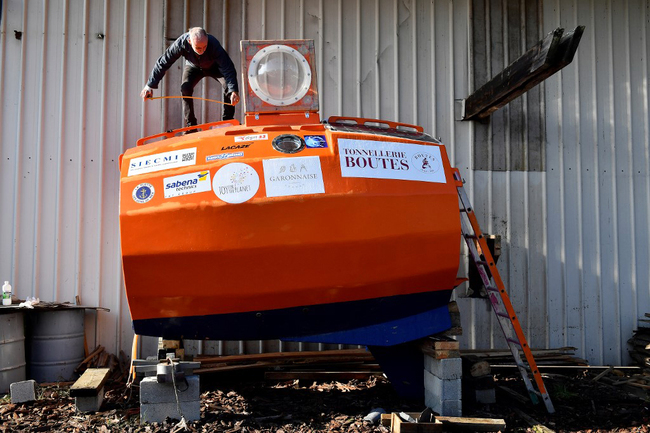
[132,183,155,204]
[338,139,446,183]
[163,170,211,198]
[213,162,260,204]
[128,148,197,176]
[206,152,244,162]
[263,156,325,198]
[234,133,268,142]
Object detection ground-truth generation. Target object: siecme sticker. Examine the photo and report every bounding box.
[206,152,244,162]
[128,148,197,176]
[213,162,260,204]
[338,139,446,183]
[132,183,155,203]
[304,135,328,148]
[263,156,325,198]
[234,133,268,143]
[164,170,211,198]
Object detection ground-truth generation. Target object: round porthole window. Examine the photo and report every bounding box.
[272,134,305,154]
[248,45,312,107]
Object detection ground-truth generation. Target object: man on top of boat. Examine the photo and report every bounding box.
[140,27,240,125]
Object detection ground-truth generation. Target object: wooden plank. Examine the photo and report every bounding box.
[39,381,75,387]
[464,27,563,120]
[460,347,578,358]
[435,416,506,432]
[161,339,180,349]
[420,337,460,352]
[195,348,373,364]
[70,368,111,397]
[420,336,460,359]
[197,357,377,370]
[74,345,105,372]
[591,366,614,382]
[264,371,383,382]
[421,348,460,360]
[464,26,584,120]
[491,365,642,371]
[195,361,280,374]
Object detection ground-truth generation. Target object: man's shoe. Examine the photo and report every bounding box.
[184,128,199,135]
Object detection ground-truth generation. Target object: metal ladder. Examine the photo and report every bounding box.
[453,169,555,414]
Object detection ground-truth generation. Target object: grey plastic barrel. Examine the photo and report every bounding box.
[28,309,85,383]
[0,312,27,393]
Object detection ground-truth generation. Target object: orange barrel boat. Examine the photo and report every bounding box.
[119,40,463,347]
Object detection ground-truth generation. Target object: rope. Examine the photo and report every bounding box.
[169,358,189,432]
[147,95,234,106]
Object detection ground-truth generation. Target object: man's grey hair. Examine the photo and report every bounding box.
[189,27,207,41]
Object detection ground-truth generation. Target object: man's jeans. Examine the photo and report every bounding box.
[181,65,235,126]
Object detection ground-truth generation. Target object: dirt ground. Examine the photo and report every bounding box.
[1,368,649,432]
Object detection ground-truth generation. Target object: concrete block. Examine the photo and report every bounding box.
[424,356,462,380]
[140,401,200,424]
[140,375,200,405]
[475,388,496,404]
[140,375,201,423]
[10,380,36,404]
[424,391,462,417]
[75,388,104,413]
[424,370,461,401]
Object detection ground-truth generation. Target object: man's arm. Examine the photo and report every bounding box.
[145,35,186,90]
[209,36,239,95]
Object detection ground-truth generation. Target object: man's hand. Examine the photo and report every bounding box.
[230,92,240,105]
[140,85,153,100]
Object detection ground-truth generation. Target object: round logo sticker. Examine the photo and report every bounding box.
[411,152,441,173]
[132,183,155,203]
[213,162,260,204]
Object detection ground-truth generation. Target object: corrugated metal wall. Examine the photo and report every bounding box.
[543,0,650,364]
[0,0,162,358]
[461,0,650,365]
[1,0,648,365]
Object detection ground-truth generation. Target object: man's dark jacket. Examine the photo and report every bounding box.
[146,32,239,93]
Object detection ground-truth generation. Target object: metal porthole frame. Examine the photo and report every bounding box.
[248,44,312,107]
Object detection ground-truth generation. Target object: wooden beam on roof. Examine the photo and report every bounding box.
[463,26,585,121]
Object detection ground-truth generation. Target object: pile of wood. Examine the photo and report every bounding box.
[461,346,588,369]
[74,346,129,383]
[194,348,382,382]
[615,313,650,398]
[629,313,650,369]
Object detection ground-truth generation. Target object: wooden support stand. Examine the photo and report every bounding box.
[159,338,185,360]
[70,368,111,413]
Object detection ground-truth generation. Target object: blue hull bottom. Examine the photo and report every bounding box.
[133,289,453,346]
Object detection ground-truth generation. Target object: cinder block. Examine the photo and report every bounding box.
[140,401,200,424]
[10,380,36,404]
[425,392,462,417]
[424,356,462,380]
[76,388,104,413]
[140,375,200,405]
[475,388,496,404]
[424,370,461,401]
